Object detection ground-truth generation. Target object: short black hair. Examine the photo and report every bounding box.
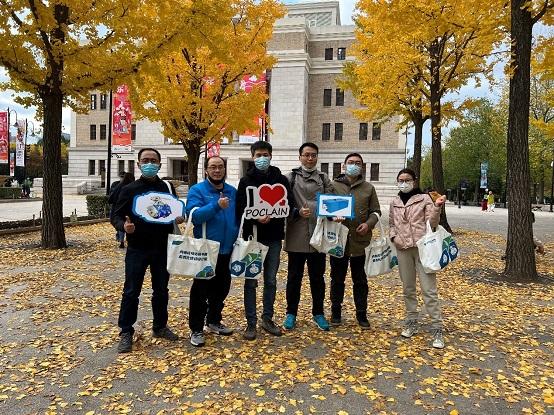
[299,142,319,155]
[137,147,161,162]
[204,156,226,170]
[118,171,125,178]
[250,141,272,156]
[397,168,417,181]
[344,152,363,163]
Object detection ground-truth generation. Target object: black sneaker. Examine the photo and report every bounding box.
[243,324,257,341]
[261,318,282,336]
[330,313,341,326]
[117,332,133,353]
[357,319,371,330]
[119,242,125,249]
[152,326,179,341]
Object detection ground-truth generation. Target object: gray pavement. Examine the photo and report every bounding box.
[0,195,91,222]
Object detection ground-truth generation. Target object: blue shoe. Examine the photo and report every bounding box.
[283,314,296,330]
[313,314,330,331]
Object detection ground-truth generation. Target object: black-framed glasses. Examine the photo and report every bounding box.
[301,153,318,159]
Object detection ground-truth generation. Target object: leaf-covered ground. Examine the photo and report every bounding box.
[0,224,553,415]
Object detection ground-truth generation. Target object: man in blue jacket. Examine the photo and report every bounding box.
[185,156,239,347]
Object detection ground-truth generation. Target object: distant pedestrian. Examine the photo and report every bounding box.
[487,191,495,212]
[389,168,447,349]
[109,172,135,248]
[481,196,488,212]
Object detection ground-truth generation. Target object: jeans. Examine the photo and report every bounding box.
[118,246,170,334]
[188,254,232,332]
[396,247,442,329]
[244,240,282,325]
[286,252,326,316]
[330,254,368,318]
[116,231,125,242]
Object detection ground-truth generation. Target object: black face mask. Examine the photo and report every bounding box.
[207,176,224,185]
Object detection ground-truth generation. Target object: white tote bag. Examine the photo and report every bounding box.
[309,216,349,258]
[166,207,220,279]
[364,214,398,277]
[416,220,459,273]
[229,215,269,280]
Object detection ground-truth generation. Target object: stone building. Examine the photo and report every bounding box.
[65,0,406,201]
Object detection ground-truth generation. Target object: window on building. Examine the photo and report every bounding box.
[90,94,97,110]
[131,123,137,141]
[320,163,329,175]
[336,89,344,106]
[334,123,343,141]
[89,124,96,140]
[359,123,368,140]
[372,122,381,140]
[324,47,333,60]
[322,123,331,141]
[99,160,106,174]
[337,47,346,60]
[128,160,135,174]
[100,94,107,110]
[88,160,96,175]
[333,163,342,179]
[99,124,107,140]
[362,163,367,178]
[370,163,380,181]
[118,160,125,174]
[323,89,332,106]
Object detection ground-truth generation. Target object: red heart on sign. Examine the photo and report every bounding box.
[259,184,286,207]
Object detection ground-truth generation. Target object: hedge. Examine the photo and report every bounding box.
[0,187,22,199]
[86,195,110,217]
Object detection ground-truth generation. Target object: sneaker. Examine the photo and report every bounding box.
[401,320,419,338]
[313,314,330,331]
[261,318,282,336]
[117,332,133,353]
[152,326,179,341]
[431,329,445,349]
[283,314,296,330]
[243,323,257,341]
[357,319,371,330]
[190,331,205,347]
[119,242,125,249]
[330,313,341,326]
[205,323,234,336]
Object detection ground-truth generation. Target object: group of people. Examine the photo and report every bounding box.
[110,142,447,354]
[481,190,495,212]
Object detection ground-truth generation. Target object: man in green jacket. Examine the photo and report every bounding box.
[330,153,381,329]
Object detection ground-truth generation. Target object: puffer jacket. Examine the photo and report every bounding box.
[332,174,381,257]
[389,193,441,250]
[284,167,334,253]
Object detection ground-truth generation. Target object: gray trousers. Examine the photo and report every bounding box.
[396,247,443,330]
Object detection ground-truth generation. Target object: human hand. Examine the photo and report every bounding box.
[218,192,230,209]
[258,215,270,224]
[124,216,135,234]
[356,222,369,235]
[333,216,345,223]
[175,215,185,224]
[300,203,311,218]
[435,195,446,207]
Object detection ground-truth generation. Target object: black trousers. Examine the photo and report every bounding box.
[188,254,232,332]
[330,254,368,318]
[118,246,170,334]
[286,251,326,316]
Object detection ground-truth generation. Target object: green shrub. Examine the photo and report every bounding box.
[0,187,21,199]
[86,195,110,217]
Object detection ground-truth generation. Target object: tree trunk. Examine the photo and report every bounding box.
[412,115,425,180]
[504,0,537,281]
[41,92,67,249]
[185,143,201,186]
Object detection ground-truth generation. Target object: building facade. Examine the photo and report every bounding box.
[66,0,406,200]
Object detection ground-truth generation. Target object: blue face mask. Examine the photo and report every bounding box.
[345,164,361,177]
[140,163,160,178]
[254,156,270,171]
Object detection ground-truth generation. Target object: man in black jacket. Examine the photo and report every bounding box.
[111,148,184,353]
[236,141,293,340]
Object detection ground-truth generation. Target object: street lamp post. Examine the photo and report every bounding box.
[550,158,553,212]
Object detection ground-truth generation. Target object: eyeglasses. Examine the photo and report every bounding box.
[140,158,159,164]
[301,153,318,159]
[397,179,413,184]
[207,165,225,171]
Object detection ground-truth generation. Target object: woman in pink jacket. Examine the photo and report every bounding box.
[389,168,446,349]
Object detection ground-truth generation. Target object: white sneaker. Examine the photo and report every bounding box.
[401,320,419,338]
[190,331,205,347]
[431,329,445,349]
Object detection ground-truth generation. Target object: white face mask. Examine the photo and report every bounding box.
[398,182,414,193]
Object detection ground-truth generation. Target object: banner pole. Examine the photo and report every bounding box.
[106,90,113,196]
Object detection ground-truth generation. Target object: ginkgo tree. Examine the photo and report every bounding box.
[0,0,191,248]
[131,0,285,185]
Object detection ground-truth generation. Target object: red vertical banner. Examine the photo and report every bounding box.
[238,73,266,144]
[15,120,25,167]
[112,85,133,153]
[0,111,8,164]
[207,141,221,157]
